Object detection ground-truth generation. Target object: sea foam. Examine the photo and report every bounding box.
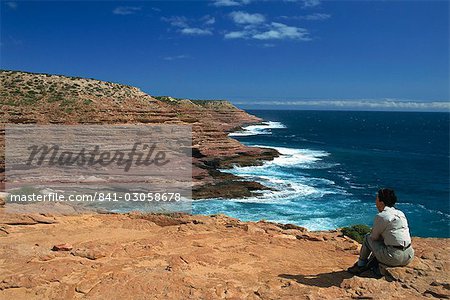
[218,144,345,205]
[229,121,286,137]
[252,145,332,169]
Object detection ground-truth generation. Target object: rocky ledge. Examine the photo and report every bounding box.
[0,209,448,299]
[0,70,279,198]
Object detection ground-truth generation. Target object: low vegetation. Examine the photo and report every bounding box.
[341,224,371,244]
[0,69,145,107]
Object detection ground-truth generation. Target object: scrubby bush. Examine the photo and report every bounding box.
[341,224,371,244]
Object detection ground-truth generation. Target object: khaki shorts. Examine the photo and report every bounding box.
[365,233,414,267]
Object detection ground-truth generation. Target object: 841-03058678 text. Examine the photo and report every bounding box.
[96,192,182,202]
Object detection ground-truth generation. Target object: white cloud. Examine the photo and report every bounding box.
[161,16,189,28]
[212,0,251,7]
[180,28,213,36]
[6,2,17,9]
[224,31,249,39]
[281,13,331,21]
[213,0,241,6]
[230,11,265,24]
[232,99,450,111]
[282,0,321,7]
[163,55,190,61]
[225,22,310,41]
[202,15,216,25]
[225,10,311,42]
[113,6,141,15]
[303,13,330,20]
[302,0,321,7]
[253,22,310,40]
[162,16,214,36]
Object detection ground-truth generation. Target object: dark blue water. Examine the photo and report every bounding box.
[193,110,450,238]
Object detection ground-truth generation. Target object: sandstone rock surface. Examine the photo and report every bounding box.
[0,210,448,299]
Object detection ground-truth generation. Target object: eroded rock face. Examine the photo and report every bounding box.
[52,243,73,252]
[0,70,279,198]
[380,239,450,298]
[0,193,7,207]
[0,210,448,299]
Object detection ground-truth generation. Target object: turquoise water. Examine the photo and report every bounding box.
[193,110,450,238]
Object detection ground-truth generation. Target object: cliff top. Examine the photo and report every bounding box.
[0,208,448,299]
[0,70,243,110]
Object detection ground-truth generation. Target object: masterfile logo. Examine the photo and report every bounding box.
[5,125,192,213]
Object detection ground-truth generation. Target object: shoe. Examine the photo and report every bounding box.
[347,262,369,275]
[366,256,378,269]
[367,258,382,278]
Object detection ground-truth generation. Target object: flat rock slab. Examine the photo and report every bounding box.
[0,212,448,299]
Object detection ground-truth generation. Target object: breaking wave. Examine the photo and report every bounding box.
[228,121,286,137]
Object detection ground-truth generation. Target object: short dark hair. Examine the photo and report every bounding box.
[378,188,397,207]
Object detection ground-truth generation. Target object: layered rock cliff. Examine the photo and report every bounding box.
[0,70,278,198]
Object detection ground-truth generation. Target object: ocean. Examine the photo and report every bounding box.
[192,110,450,238]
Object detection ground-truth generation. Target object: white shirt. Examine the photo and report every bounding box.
[370,206,412,247]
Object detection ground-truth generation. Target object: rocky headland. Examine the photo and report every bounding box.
[0,70,278,198]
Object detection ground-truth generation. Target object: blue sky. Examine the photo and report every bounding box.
[1,0,449,111]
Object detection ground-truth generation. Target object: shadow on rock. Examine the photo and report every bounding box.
[279,270,376,288]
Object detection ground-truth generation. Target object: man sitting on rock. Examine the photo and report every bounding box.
[348,188,414,275]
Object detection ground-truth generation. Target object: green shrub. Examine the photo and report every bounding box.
[60,97,76,107]
[21,97,38,105]
[341,224,371,244]
[47,95,60,103]
[2,100,17,106]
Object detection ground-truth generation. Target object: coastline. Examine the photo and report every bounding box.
[2,71,449,238]
[2,71,448,235]
[208,111,450,237]
[1,70,449,299]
